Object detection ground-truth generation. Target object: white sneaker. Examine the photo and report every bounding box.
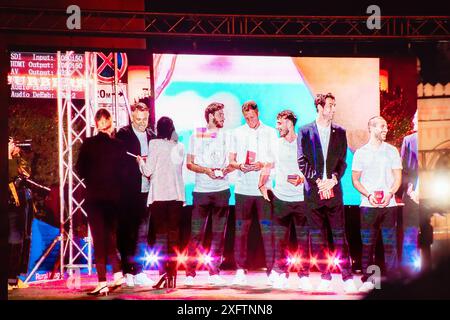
[231,269,247,286]
[273,273,289,290]
[316,279,333,292]
[359,281,375,293]
[267,270,279,286]
[184,276,195,286]
[125,273,135,287]
[112,272,125,287]
[343,279,358,294]
[135,272,154,286]
[208,274,226,286]
[298,276,313,292]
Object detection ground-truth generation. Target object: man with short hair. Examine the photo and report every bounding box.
[269,110,311,290]
[297,93,357,293]
[116,102,155,287]
[184,102,233,286]
[229,100,278,286]
[352,116,402,293]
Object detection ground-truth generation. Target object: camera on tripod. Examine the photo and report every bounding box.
[14,139,32,152]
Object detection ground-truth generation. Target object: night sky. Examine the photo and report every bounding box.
[145,0,449,84]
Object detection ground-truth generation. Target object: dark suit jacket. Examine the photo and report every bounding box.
[399,132,419,226]
[400,132,418,196]
[297,121,347,208]
[115,125,155,196]
[76,132,127,204]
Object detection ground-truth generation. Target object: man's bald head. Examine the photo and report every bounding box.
[368,116,388,142]
[368,116,385,132]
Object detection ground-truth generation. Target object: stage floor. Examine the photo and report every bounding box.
[9,271,368,300]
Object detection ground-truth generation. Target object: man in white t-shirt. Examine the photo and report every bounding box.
[184,102,233,286]
[268,110,311,291]
[352,116,402,293]
[229,100,278,286]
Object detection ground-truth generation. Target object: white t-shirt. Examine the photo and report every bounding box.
[352,141,402,207]
[132,127,150,193]
[187,128,230,193]
[316,121,331,179]
[273,137,304,202]
[230,122,278,196]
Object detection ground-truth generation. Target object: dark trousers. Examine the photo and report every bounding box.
[86,200,121,282]
[360,206,398,282]
[149,200,183,274]
[234,193,274,274]
[272,195,309,278]
[8,198,33,285]
[117,192,149,275]
[309,202,353,281]
[186,189,230,277]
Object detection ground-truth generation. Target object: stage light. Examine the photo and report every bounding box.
[413,255,421,271]
[431,174,450,202]
[174,248,189,268]
[325,252,341,270]
[287,252,302,266]
[310,256,318,267]
[198,251,214,266]
[177,252,188,264]
[142,249,161,267]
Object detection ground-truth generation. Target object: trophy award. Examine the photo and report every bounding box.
[373,190,384,204]
[245,150,256,165]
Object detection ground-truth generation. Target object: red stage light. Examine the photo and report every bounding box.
[174,248,189,269]
[287,252,302,266]
[325,252,341,271]
[310,256,318,267]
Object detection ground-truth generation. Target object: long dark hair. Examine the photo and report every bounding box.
[156,116,175,140]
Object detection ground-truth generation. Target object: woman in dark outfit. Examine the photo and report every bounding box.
[76,108,126,295]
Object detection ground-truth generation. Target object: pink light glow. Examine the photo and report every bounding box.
[198,251,214,266]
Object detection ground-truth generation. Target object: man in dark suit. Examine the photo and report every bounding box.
[399,111,432,272]
[115,102,156,287]
[297,93,357,293]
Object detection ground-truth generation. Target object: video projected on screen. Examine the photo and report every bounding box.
[153,54,380,205]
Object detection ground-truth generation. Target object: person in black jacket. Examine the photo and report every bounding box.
[76,108,126,296]
[7,137,31,291]
[297,93,357,293]
[115,102,155,287]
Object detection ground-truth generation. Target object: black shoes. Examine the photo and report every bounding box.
[152,273,177,289]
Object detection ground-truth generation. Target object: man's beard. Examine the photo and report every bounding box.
[376,132,386,141]
[279,129,288,137]
[213,118,223,128]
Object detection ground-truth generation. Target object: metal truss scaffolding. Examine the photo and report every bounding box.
[0,7,448,40]
[25,51,98,283]
[57,51,98,280]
